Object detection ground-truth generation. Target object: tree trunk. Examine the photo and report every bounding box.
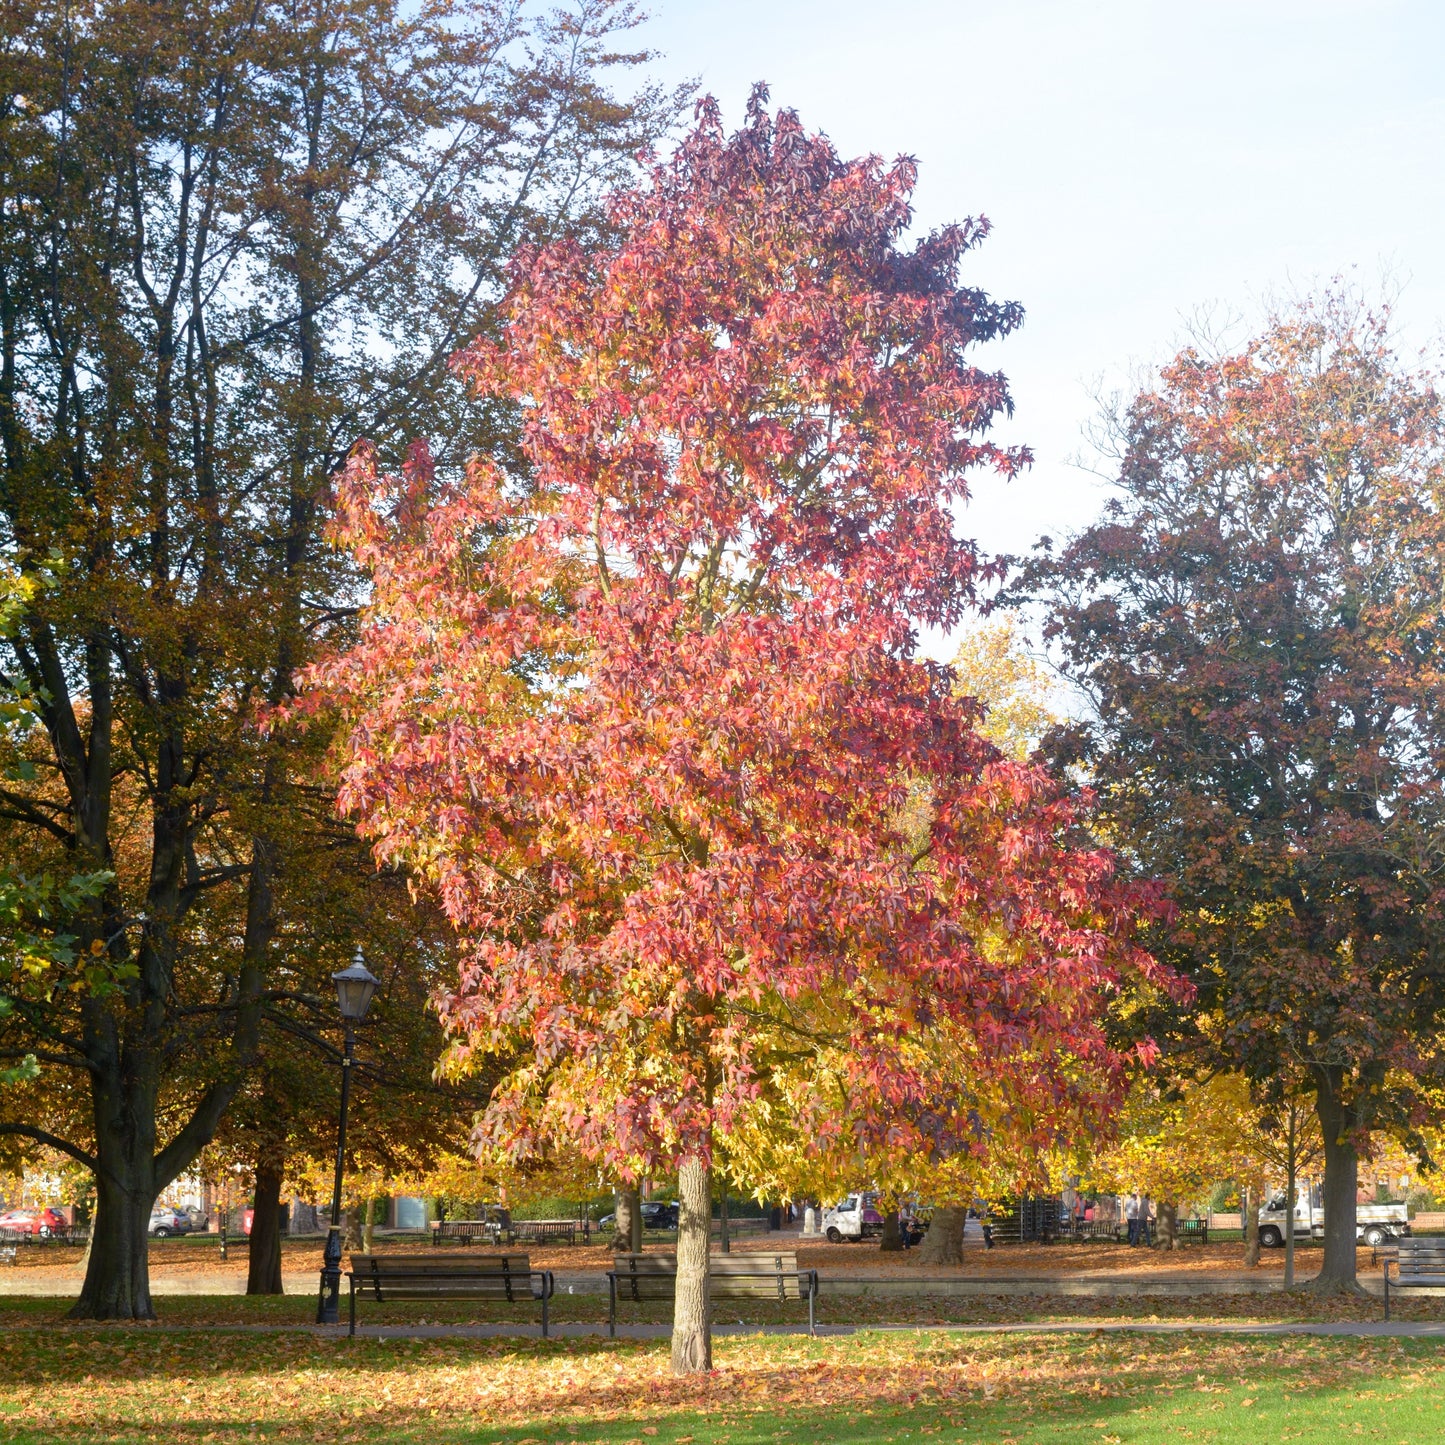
[880,1209,902,1251]
[670,1156,711,1376]
[918,1205,965,1266]
[362,1196,376,1254]
[1157,1200,1178,1250]
[1314,1078,1360,1292]
[343,1202,363,1251]
[613,1187,642,1252]
[1243,1181,1261,1267]
[69,1164,155,1321]
[1284,1104,1298,1290]
[246,1160,285,1295]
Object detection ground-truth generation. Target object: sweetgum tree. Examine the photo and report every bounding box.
[311,92,1171,1371]
[1023,294,1445,1291]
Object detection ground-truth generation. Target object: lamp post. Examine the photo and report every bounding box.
[316,948,379,1325]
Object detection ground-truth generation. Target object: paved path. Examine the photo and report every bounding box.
[2,1270,1363,1298]
[20,1319,1445,1340]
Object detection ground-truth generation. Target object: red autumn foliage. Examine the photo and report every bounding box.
[304,92,1173,1195]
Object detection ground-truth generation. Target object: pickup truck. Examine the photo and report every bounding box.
[1257,1194,1409,1248]
[820,1193,884,1243]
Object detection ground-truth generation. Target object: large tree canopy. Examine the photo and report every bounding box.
[310,92,1172,1371]
[0,0,670,1319]
[1020,294,1445,1290]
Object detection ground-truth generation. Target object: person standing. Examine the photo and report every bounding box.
[1125,1192,1140,1247]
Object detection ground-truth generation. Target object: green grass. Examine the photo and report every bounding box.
[1,1285,1442,1329]
[3,1326,1445,1443]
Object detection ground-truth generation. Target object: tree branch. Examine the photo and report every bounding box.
[0,1123,98,1171]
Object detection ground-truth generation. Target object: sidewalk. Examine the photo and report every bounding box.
[31,1318,1445,1340]
[0,1265,1383,1298]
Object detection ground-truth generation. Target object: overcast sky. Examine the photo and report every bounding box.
[635,0,1445,630]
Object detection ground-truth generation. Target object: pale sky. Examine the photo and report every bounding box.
[637,0,1445,641]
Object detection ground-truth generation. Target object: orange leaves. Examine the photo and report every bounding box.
[306,94,1165,1194]
[3,1325,1438,1441]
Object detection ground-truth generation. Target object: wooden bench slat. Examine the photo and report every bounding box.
[606,1253,817,1333]
[1381,1237,1438,1319]
[346,1253,553,1336]
[432,1221,505,1246]
[353,1252,531,1270]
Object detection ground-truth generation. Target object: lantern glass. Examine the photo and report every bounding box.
[332,952,379,1021]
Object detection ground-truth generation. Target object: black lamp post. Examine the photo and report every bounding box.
[316,948,379,1325]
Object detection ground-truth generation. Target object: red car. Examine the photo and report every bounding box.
[0,1207,66,1236]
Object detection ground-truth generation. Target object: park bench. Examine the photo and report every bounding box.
[507,1219,588,1246]
[714,1217,771,1239]
[0,1227,21,1265]
[1173,1219,1209,1245]
[1383,1238,1445,1320]
[346,1253,554,1337]
[430,1220,504,1247]
[607,1251,818,1337]
[1072,1221,1121,1243]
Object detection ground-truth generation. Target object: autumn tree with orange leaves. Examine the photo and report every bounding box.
[309,92,1175,1372]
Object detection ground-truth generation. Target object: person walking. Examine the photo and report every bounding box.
[1125,1192,1141,1247]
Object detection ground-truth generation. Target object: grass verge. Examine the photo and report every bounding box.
[2,1327,1445,1443]
[0,1287,1440,1328]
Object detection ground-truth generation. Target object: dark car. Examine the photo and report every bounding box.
[641,1201,679,1230]
[598,1200,679,1232]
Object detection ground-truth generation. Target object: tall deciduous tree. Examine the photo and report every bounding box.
[1082,1072,1265,1249]
[310,92,1171,1372]
[1022,293,1445,1291]
[0,0,672,1318]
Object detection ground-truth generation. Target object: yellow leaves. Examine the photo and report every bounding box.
[1084,1072,1265,1203]
[950,616,1061,763]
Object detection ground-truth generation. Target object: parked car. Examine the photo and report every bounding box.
[597,1200,679,1232]
[640,1201,679,1230]
[0,1207,66,1236]
[148,1207,193,1238]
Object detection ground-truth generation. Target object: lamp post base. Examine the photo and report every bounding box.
[316,1225,344,1324]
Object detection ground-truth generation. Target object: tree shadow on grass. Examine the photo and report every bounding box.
[4,1330,1445,1445]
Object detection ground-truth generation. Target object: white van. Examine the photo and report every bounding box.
[1257,1193,1409,1248]
[820,1193,884,1242]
